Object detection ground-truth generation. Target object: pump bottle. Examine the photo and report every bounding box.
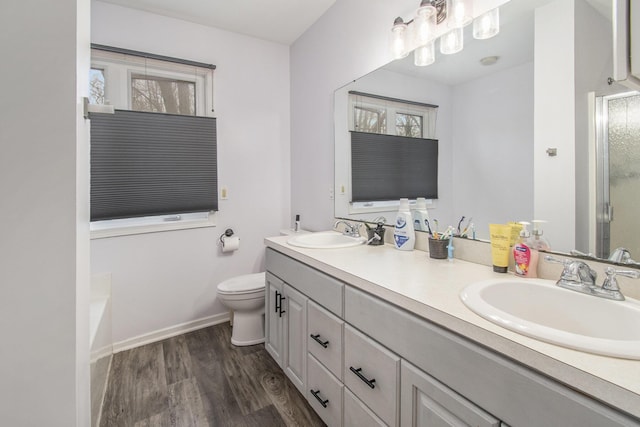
[513,222,538,278]
[412,197,431,232]
[394,198,416,251]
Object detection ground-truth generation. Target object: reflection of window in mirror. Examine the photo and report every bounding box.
[348,91,437,138]
[396,112,423,137]
[354,105,386,134]
[347,91,439,213]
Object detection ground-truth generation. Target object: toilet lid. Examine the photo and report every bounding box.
[217,272,266,293]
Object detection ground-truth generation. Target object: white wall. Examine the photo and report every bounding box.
[534,0,576,252]
[452,62,535,239]
[0,0,91,425]
[90,1,291,346]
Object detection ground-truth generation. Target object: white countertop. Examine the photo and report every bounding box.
[264,235,640,419]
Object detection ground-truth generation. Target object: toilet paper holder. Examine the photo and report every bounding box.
[219,228,240,253]
[219,228,235,243]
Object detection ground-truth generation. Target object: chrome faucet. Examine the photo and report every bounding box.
[545,255,639,300]
[334,220,361,237]
[607,247,640,265]
[546,256,597,294]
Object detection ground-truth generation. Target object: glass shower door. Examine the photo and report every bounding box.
[596,92,640,260]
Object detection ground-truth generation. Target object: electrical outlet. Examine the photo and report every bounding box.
[220,186,228,200]
[329,188,334,200]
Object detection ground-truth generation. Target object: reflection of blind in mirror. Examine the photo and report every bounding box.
[350,131,438,202]
[348,91,438,139]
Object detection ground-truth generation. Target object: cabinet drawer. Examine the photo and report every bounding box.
[266,248,344,316]
[401,360,500,427]
[344,324,399,426]
[308,301,343,379]
[307,354,343,427]
[344,388,386,427]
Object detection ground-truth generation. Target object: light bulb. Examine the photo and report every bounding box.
[440,27,463,55]
[391,17,409,59]
[414,42,435,66]
[473,8,500,40]
[414,3,436,46]
[448,0,472,28]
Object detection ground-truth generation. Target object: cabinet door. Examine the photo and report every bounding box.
[265,273,284,367]
[400,360,500,427]
[284,283,307,394]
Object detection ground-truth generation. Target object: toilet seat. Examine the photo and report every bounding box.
[217,272,265,295]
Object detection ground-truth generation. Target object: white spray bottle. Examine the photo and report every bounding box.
[394,198,416,251]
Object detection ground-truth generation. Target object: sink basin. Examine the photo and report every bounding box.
[287,231,366,249]
[460,278,640,359]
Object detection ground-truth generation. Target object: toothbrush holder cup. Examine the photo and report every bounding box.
[366,228,385,245]
[428,238,448,259]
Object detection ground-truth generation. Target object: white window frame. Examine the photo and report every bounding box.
[89,51,217,239]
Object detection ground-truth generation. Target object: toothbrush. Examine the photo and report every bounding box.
[456,216,465,235]
[460,217,473,237]
[440,226,454,240]
[425,219,433,236]
[433,219,439,239]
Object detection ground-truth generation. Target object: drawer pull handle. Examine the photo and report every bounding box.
[349,366,376,389]
[274,290,280,313]
[310,334,329,348]
[310,389,329,408]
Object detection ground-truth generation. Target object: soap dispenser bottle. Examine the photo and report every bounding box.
[394,198,416,251]
[513,222,538,278]
[531,220,550,251]
[412,197,431,232]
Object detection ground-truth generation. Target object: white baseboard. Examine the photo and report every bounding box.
[112,312,231,353]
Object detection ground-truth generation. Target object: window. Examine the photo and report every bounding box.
[89,45,217,237]
[348,91,439,207]
[131,74,196,115]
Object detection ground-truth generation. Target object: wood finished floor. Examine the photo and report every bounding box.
[100,323,325,427]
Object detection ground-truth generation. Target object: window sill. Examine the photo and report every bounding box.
[90,213,216,239]
[349,199,437,215]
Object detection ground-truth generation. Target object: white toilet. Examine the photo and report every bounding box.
[216,272,266,346]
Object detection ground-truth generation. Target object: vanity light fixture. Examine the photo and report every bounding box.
[390,0,502,67]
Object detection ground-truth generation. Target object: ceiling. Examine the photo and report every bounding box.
[96,0,337,45]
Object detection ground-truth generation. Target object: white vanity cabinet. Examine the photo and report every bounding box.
[264,272,308,394]
[265,248,640,427]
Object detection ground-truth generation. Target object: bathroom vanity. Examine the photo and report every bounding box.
[264,235,640,426]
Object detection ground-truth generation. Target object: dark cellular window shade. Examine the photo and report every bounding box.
[351,131,438,202]
[90,110,217,221]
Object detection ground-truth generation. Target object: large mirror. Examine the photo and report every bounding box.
[334,0,640,265]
